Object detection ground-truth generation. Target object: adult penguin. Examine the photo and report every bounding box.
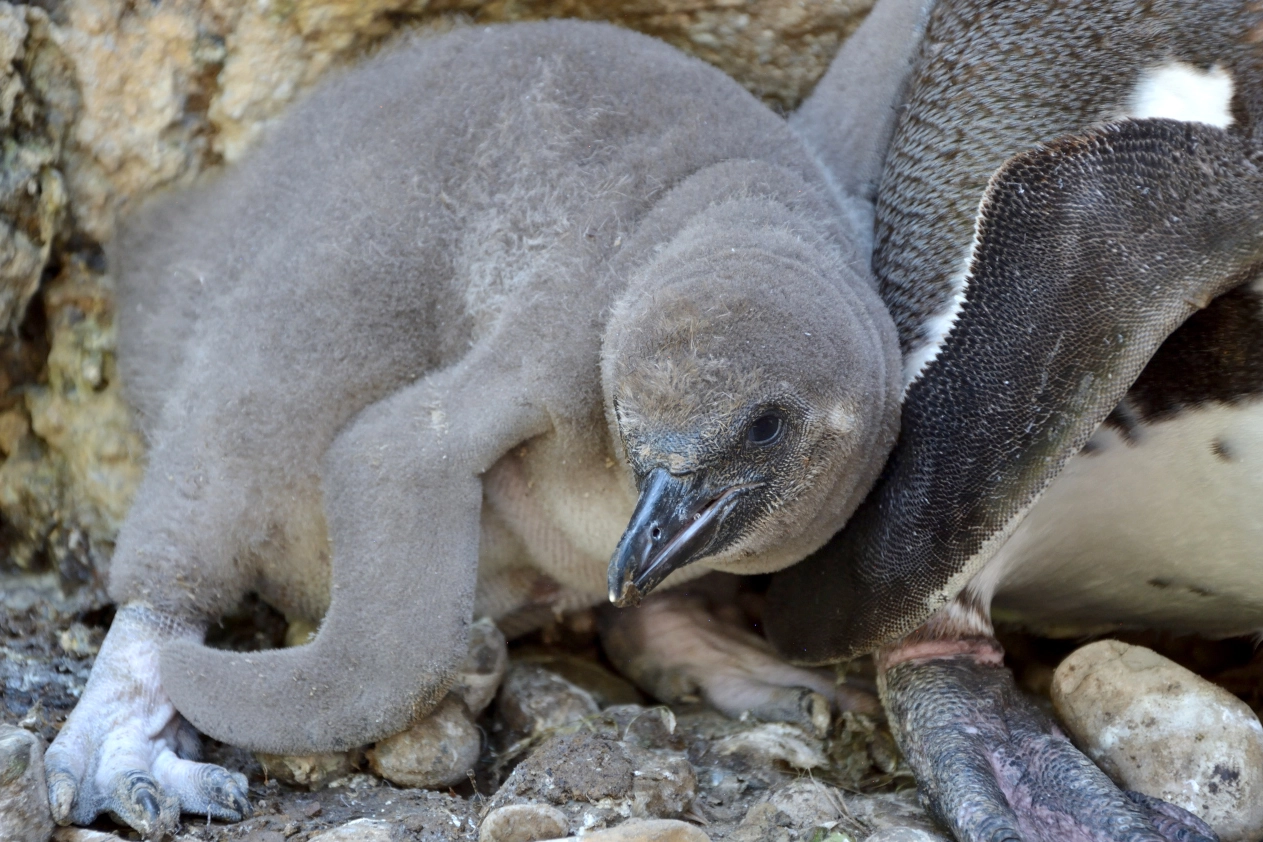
[768,1,1263,840]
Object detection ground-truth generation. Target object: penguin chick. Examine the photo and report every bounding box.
[604,187,892,602]
[44,20,901,838]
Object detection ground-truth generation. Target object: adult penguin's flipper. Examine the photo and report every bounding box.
[765,118,1263,663]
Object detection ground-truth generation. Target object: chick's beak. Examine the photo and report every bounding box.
[608,467,758,607]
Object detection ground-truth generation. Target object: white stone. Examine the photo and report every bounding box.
[763,778,844,829]
[865,829,948,842]
[367,695,481,789]
[1052,640,1263,841]
[496,662,600,739]
[255,748,357,789]
[716,723,826,770]
[308,818,400,842]
[478,803,569,842]
[52,830,123,841]
[844,790,948,839]
[539,819,710,841]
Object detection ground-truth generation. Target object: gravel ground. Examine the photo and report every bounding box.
[6,569,1263,842]
[1,571,933,841]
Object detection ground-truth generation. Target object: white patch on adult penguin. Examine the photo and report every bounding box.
[902,246,972,390]
[981,399,1263,637]
[1126,62,1236,128]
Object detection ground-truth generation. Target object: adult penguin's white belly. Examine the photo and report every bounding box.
[982,391,1263,638]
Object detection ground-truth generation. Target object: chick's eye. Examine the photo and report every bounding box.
[746,411,784,446]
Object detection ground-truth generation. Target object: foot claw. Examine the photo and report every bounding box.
[46,773,76,823]
[112,771,180,840]
[1126,791,1219,842]
[197,766,252,820]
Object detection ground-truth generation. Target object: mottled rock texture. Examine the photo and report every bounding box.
[367,695,483,788]
[0,0,874,596]
[308,817,406,841]
[545,819,712,842]
[478,803,570,842]
[0,723,52,842]
[1052,640,1263,842]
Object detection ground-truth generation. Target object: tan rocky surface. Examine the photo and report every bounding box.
[478,802,571,842]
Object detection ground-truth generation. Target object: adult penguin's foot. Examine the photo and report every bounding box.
[599,578,878,737]
[880,634,1217,842]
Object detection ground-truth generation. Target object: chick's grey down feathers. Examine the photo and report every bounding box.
[104,21,901,754]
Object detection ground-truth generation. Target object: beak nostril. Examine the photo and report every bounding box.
[650,525,662,541]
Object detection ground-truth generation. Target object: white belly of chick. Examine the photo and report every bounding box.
[474,439,712,631]
[978,398,1263,638]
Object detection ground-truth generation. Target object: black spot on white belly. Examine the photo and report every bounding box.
[983,397,1263,636]
[1212,438,1234,461]
[1147,578,1215,598]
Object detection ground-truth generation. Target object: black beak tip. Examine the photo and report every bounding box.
[608,468,755,609]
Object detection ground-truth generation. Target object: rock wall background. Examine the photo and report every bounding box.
[0,0,875,588]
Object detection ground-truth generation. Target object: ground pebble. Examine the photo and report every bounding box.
[255,748,357,789]
[843,790,947,838]
[307,817,402,841]
[367,695,481,788]
[865,829,948,842]
[478,803,569,842]
[51,830,124,841]
[493,731,698,822]
[715,722,825,770]
[728,802,793,842]
[625,744,697,818]
[497,662,601,739]
[539,819,710,841]
[497,732,634,805]
[761,778,844,828]
[0,724,52,842]
[452,618,509,715]
[1052,639,1263,842]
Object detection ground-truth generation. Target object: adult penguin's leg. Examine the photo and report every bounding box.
[878,598,1217,842]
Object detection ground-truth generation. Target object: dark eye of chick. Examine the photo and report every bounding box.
[746,411,784,447]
